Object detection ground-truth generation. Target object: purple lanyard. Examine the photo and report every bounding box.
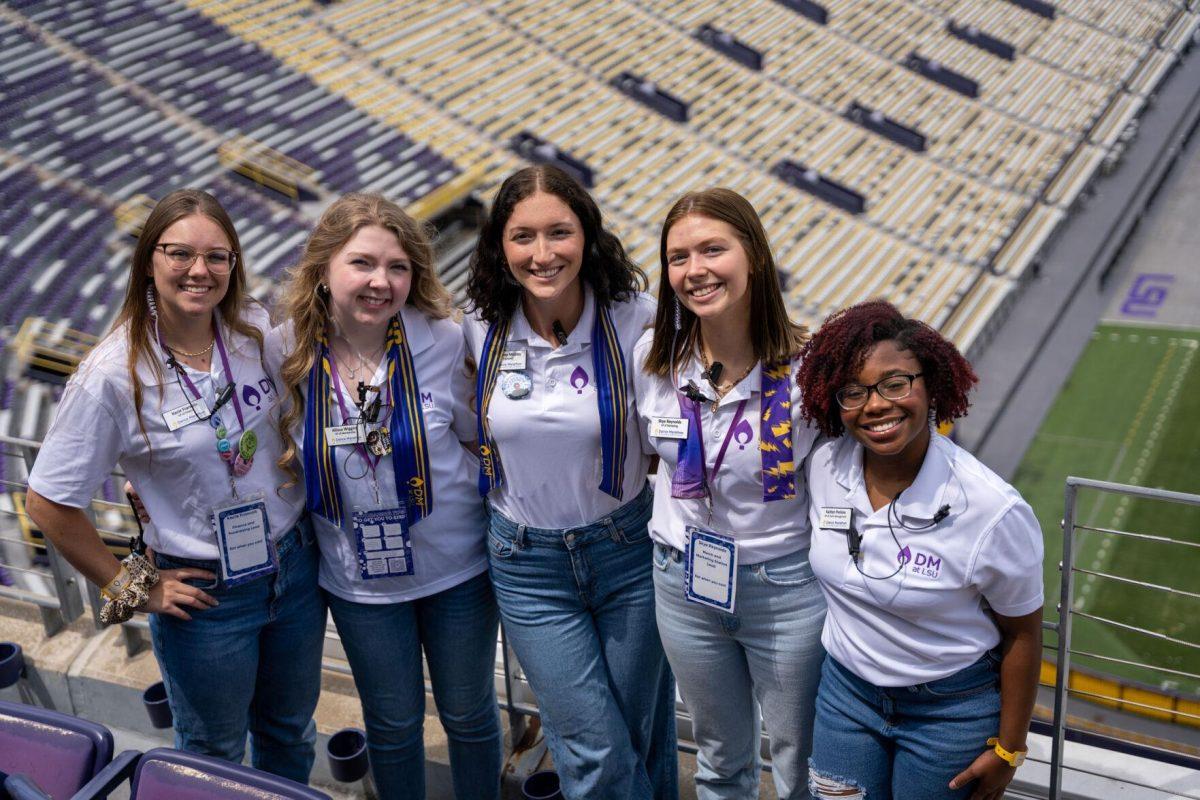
[167,321,245,431]
[679,394,748,491]
[326,345,390,475]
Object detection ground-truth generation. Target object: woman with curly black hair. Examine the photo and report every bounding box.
[797,300,1043,800]
[463,165,677,800]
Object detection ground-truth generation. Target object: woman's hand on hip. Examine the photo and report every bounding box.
[143,568,219,620]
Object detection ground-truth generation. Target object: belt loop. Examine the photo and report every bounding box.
[515,523,527,550]
[605,517,620,543]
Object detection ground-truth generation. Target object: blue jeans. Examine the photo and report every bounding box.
[653,544,826,800]
[149,517,325,784]
[808,653,1002,800]
[487,483,677,800]
[326,571,503,800]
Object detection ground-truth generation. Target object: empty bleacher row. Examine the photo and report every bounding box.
[476,0,1033,266]
[7,0,462,206]
[319,0,991,328]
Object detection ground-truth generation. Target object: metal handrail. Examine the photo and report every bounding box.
[1049,476,1200,800]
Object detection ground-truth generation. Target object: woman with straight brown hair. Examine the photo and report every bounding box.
[272,193,502,800]
[635,188,826,799]
[26,188,323,782]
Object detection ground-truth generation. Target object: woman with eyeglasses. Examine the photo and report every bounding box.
[26,189,324,782]
[796,300,1043,800]
[634,188,825,800]
[271,193,502,800]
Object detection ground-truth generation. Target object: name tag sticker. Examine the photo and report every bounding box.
[163,398,210,431]
[819,507,853,531]
[354,505,413,580]
[684,526,737,613]
[212,493,276,585]
[325,424,365,447]
[649,416,689,440]
[500,349,527,371]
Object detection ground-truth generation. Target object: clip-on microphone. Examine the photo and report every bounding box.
[211,382,236,415]
[552,320,569,347]
[701,361,724,391]
[681,380,711,404]
[847,526,862,559]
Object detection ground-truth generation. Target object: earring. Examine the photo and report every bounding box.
[316,282,328,296]
[145,286,159,319]
[928,405,937,428]
[673,297,683,331]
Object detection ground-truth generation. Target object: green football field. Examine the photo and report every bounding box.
[1011,322,1200,696]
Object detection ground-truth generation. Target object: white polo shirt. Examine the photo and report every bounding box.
[29,306,304,560]
[462,290,654,529]
[806,433,1044,687]
[632,330,820,565]
[269,306,488,604]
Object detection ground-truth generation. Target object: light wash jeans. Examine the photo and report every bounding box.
[487,483,678,800]
[150,517,325,784]
[326,570,503,800]
[653,543,826,800]
[808,652,1002,800]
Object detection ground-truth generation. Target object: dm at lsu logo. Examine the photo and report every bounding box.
[897,546,942,579]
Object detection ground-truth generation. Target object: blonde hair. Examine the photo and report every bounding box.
[275,193,452,484]
[111,189,263,452]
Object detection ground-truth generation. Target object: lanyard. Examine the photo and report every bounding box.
[327,345,391,500]
[170,322,245,431]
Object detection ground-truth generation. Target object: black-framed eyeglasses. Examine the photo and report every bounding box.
[836,373,924,410]
[155,243,238,274]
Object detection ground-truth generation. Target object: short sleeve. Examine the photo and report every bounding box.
[449,331,478,443]
[972,500,1045,617]
[27,378,126,509]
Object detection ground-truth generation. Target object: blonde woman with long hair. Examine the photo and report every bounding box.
[272,193,502,800]
[27,189,323,782]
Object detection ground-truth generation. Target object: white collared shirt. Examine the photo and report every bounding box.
[29,305,304,560]
[806,433,1044,687]
[632,329,820,565]
[462,290,655,529]
[271,306,488,603]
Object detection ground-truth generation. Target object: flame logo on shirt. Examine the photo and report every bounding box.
[570,366,590,394]
[897,545,912,565]
[732,418,754,449]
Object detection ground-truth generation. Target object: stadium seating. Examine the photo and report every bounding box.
[0,699,116,798]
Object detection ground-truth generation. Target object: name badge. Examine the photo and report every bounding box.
[819,507,853,531]
[354,505,413,579]
[163,398,210,431]
[500,349,527,371]
[684,526,737,613]
[212,493,277,585]
[649,416,689,440]
[325,424,365,447]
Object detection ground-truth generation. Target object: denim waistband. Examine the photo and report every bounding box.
[154,514,313,573]
[830,648,999,696]
[488,481,653,547]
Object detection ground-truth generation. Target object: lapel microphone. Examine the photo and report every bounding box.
[701,361,724,390]
[681,380,711,404]
[552,320,569,346]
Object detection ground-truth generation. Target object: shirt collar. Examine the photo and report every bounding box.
[508,286,596,353]
[830,431,953,522]
[399,304,435,355]
[675,349,763,408]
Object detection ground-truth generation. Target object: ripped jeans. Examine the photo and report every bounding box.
[808,653,1000,799]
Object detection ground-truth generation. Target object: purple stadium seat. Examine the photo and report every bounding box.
[0,699,114,797]
[130,748,331,800]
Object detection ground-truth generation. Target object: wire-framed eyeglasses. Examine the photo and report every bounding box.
[835,373,924,410]
[155,243,238,275]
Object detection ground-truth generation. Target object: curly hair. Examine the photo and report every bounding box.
[465,164,646,323]
[642,187,807,376]
[796,300,978,437]
[274,193,452,486]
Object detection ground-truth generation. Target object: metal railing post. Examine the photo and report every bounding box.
[1049,479,1080,800]
[18,441,84,634]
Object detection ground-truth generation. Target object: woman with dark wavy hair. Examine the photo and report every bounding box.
[797,300,1043,800]
[463,164,677,800]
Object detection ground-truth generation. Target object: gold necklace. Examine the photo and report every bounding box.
[167,339,215,358]
[699,347,757,409]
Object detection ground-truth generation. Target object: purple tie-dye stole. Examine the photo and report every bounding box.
[671,361,796,501]
[672,390,708,499]
[759,361,796,502]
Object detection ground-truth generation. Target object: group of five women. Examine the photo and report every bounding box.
[26,164,1044,800]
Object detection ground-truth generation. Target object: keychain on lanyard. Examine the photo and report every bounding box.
[160,321,256,497]
[328,347,392,506]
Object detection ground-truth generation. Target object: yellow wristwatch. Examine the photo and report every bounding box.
[988,737,1027,767]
